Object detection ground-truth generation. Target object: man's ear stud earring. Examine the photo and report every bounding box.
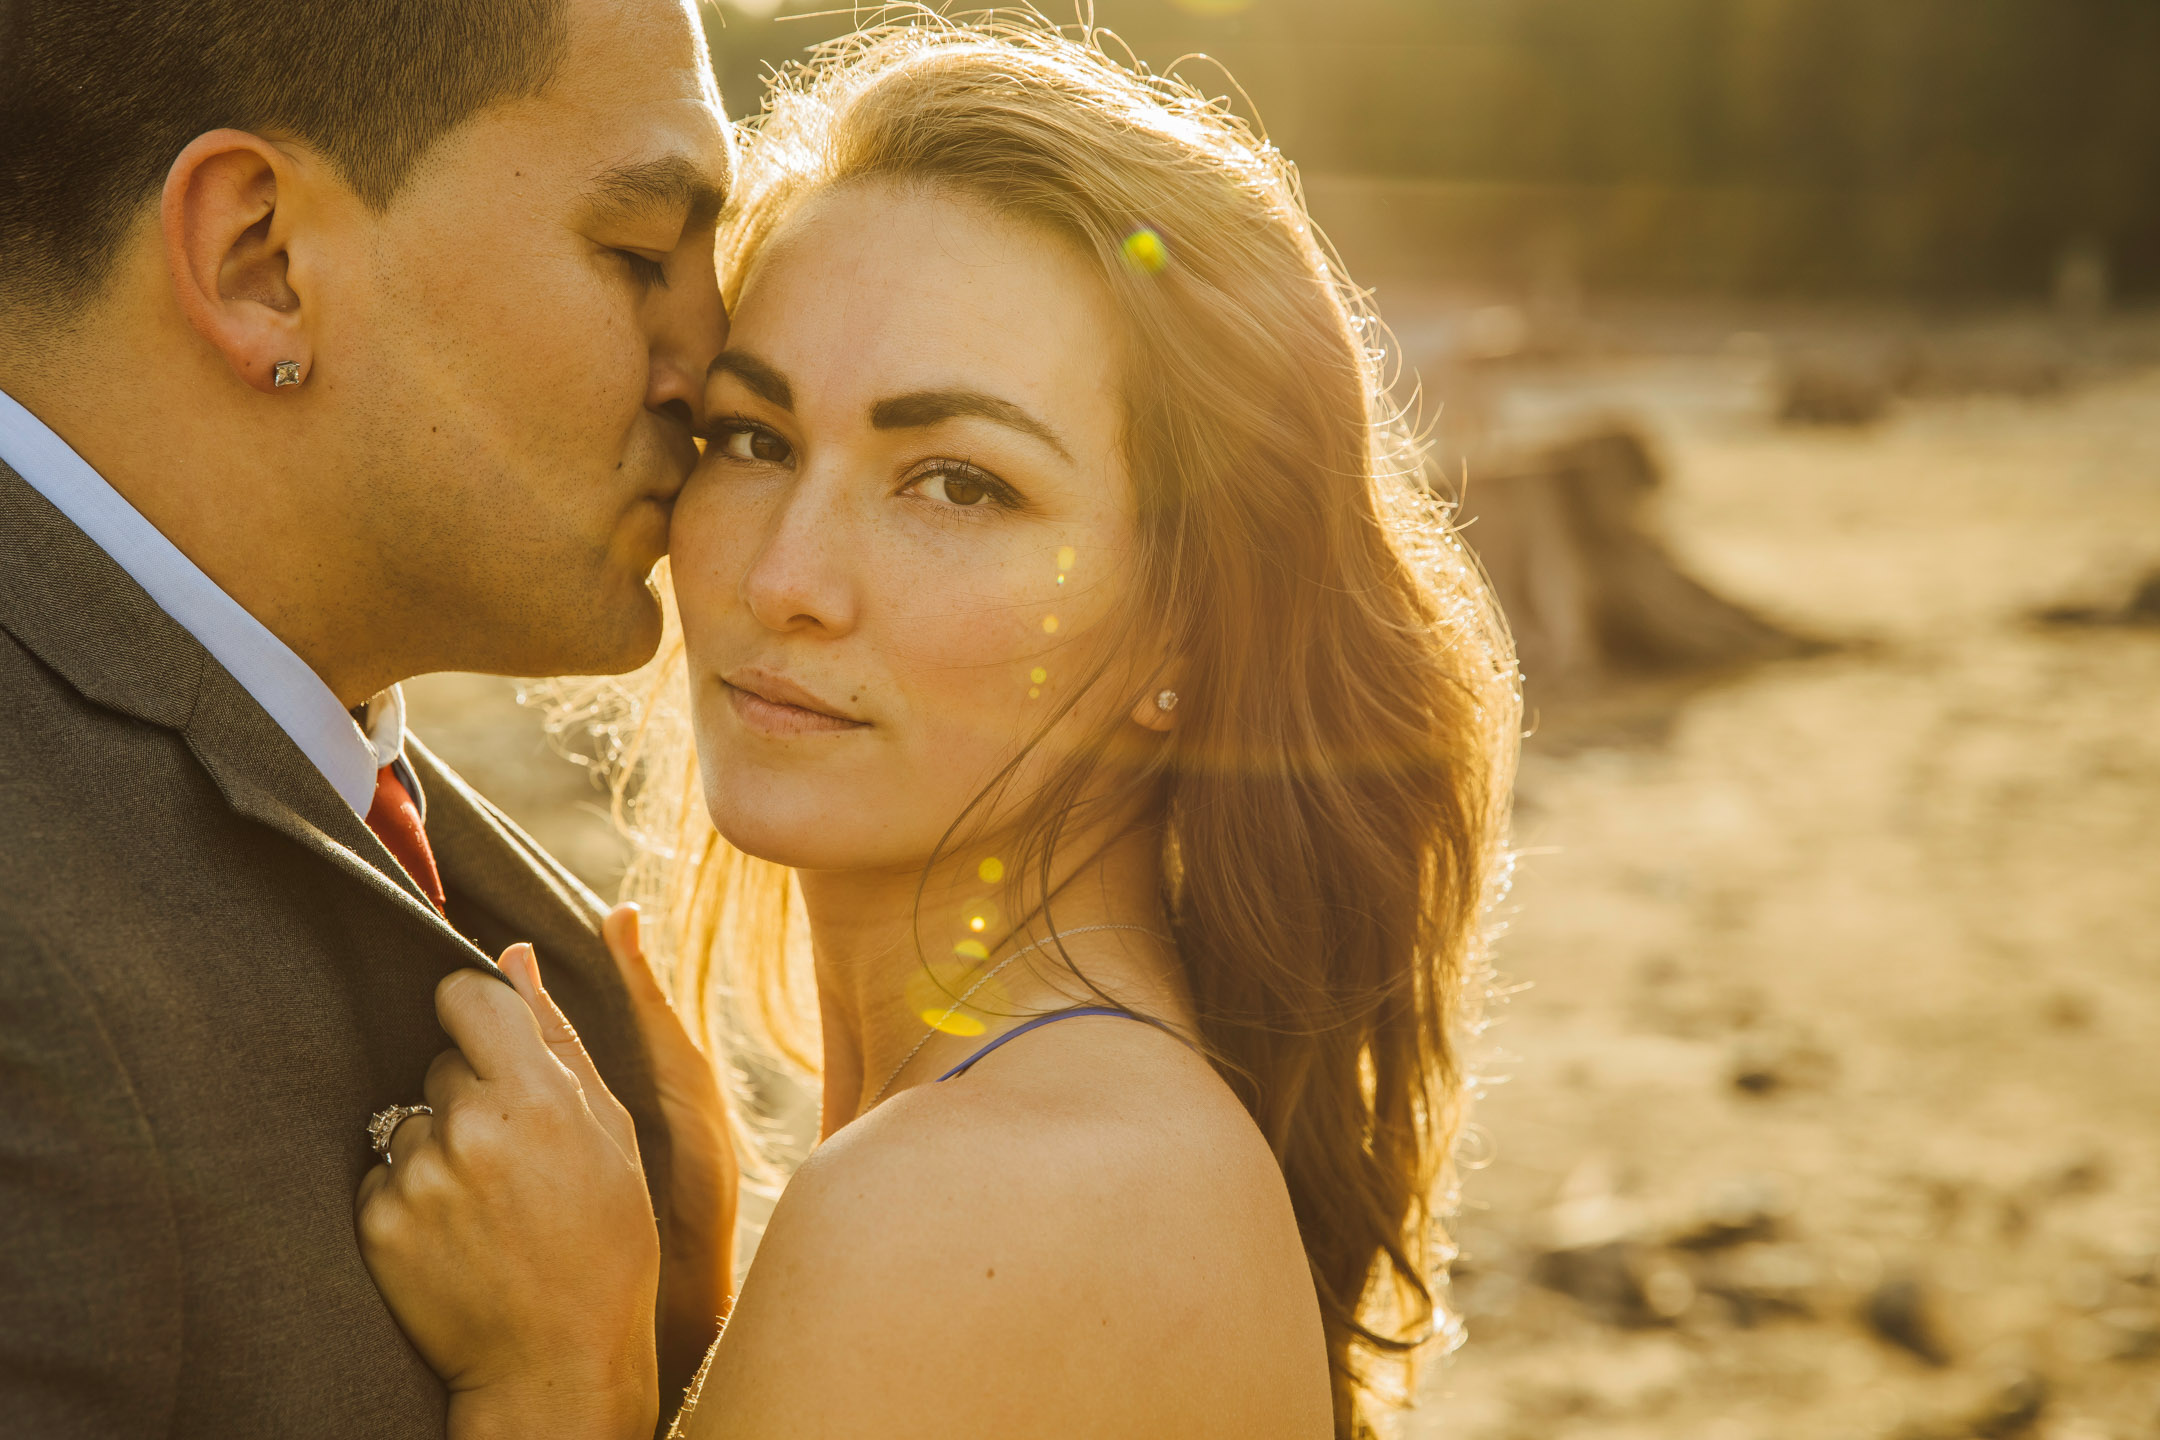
[272,361,303,388]
[1155,689,1178,713]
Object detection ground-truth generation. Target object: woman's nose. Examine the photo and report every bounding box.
[739,482,858,637]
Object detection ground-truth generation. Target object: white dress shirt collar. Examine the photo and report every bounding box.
[0,385,399,817]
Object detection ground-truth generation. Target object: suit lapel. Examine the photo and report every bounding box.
[183,663,470,939]
[407,737,619,997]
[0,459,493,973]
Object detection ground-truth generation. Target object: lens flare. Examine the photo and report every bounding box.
[1030,667,1048,685]
[960,896,1002,935]
[904,961,995,1036]
[1057,546,1077,571]
[978,856,1005,884]
[1042,615,1060,634]
[1121,227,1170,275]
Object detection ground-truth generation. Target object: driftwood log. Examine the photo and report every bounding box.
[1448,426,1812,704]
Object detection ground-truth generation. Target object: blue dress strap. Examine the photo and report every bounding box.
[934,1006,1188,1083]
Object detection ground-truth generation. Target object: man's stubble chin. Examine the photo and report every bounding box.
[478,574,665,681]
[510,536,671,678]
[376,469,671,680]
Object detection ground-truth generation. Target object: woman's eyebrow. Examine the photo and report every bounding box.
[871,389,1072,463]
[710,351,794,411]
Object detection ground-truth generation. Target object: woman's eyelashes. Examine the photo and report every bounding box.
[901,460,1025,513]
[704,420,1027,515]
[707,417,794,465]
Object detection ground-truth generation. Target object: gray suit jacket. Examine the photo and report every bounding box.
[0,460,682,1437]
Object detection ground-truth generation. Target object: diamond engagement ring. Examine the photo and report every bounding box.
[366,1103,433,1163]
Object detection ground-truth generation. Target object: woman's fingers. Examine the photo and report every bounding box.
[497,943,604,1094]
[603,903,670,1010]
[600,907,739,1372]
[355,1153,391,1214]
[423,1046,480,1112]
[499,944,596,1080]
[385,1109,435,1169]
[604,903,713,1070]
[433,966,559,1085]
[354,969,664,1429]
[490,945,643,1168]
[497,941,551,1029]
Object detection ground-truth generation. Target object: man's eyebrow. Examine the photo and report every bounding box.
[870,389,1072,462]
[709,351,793,411]
[582,154,729,231]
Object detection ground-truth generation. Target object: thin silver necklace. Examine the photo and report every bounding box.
[864,922,1172,1108]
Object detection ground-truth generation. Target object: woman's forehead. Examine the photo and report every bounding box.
[728,182,1121,417]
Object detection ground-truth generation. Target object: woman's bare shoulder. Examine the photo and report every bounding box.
[689,1022,1332,1439]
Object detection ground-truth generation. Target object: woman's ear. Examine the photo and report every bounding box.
[1129,673,1182,733]
[160,129,313,394]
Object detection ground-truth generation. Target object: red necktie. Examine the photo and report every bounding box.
[365,765,446,913]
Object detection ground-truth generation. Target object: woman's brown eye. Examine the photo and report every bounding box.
[721,426,791,464]
[942,473,988,506]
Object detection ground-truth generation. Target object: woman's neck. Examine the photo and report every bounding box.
[800,823,1181,1135]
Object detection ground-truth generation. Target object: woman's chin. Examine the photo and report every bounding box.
[695,745,1014,876]
[712,824,840,871]
[704,796,910,874]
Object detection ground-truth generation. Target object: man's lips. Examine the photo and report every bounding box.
[722,671,869,736]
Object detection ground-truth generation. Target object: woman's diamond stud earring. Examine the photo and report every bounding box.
[273,361,303,388]
[1155,689,1178,713]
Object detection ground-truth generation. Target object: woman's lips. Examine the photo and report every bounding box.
[722,677,868,737]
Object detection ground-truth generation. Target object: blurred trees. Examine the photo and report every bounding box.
[705,0,2160,300]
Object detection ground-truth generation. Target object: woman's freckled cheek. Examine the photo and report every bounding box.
[877,560,1043,698]
[868,536,1076,743]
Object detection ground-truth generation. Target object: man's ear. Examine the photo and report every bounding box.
[161,130,313,394]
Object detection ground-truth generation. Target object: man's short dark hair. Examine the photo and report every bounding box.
[0,0,569,319]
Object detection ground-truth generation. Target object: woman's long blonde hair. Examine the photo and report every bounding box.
[565,16,1518,1435]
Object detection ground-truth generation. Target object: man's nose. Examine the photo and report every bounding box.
[648,256,729,428]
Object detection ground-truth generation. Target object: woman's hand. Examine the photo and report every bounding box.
[603,904,740,1393]
[356,946,661,1440]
